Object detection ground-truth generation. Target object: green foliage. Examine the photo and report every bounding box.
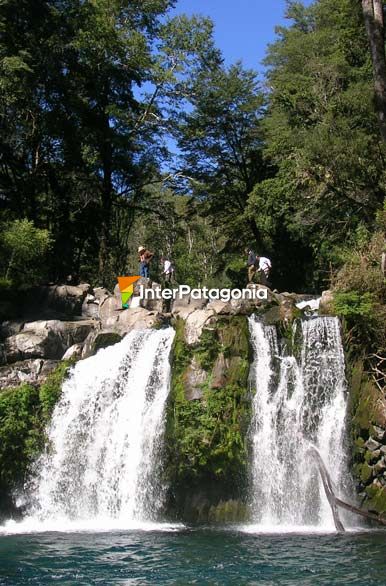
[0,384,41,492]
[1,219,51,285]
[0,0,219,287]
[333,229,386,356]
[166,317,251,497]
[0,361,72,498]
[39,360,73,421]
[334,292,374,319]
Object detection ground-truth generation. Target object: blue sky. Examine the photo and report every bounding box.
[172,0,313,72]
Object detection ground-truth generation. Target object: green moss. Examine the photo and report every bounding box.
[165,315,252,519]
[93,332,122,353]
[365,485,386,515]
[350,361,384,441]
[39,360,73,421]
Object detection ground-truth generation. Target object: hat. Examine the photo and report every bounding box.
[138,246,145,252]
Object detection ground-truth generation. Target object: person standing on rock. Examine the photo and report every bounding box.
[138,246,153,279]
[246,248,257,283]
[161,256,174,284]
[256,255,272,288]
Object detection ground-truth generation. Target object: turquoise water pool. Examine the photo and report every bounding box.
[0,527,385,585]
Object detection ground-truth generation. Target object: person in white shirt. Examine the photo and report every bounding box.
[256,255,272,287]
[161,256,174,283]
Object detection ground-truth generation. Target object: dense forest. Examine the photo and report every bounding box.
[0,0,385,307]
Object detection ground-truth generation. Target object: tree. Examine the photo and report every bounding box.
[253,0,386,289]
[361,0,386,142]
[1,219,51,284]
[0,1,220,287]
[176,62,267,251]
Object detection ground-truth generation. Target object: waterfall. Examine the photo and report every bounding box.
[248,315,351,531]
[19,327,175,531]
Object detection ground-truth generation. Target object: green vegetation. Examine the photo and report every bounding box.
[0,361,72,512]
[165,317,252,520]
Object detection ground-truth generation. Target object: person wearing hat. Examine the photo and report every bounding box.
[138,246,154,278]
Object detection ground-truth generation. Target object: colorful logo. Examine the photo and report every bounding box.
[117,276,141,308]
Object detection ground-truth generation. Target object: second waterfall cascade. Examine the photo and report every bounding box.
[248,315,353,531]
[19,327,175,531]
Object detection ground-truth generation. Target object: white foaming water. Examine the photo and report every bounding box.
[248,315,352,532]
[2,328,175,534]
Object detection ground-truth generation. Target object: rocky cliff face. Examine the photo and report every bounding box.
[1,282,385,523]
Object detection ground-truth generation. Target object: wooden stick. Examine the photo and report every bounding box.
[308,447,386,529]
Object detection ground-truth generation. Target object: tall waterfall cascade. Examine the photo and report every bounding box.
[22,327,175,530]
[248,315,352,531]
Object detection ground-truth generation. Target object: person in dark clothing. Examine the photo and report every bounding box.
[138,246,153,278]
[246,248,257,283]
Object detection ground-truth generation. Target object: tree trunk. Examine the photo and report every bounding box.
[362,0,386,142]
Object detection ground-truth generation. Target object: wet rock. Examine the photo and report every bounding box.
[82,330,122,359]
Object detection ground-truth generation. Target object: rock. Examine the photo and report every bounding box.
[372,425,386,443]
[207,300,232,315]
[365,437,382,452]
[4,319,94,363]
[81,294,99,319]
[319,290,334,315]
[99,295,121,327]
[81,331,122,359]
[211,353,228,389]
[45,284,91,315]
[184,356,207,400]
[172,294,208,320]
[5,331,63,362]
[263,305,281,325]
[380,446,386,456]
[373,458,386,475]
[0,359,58,388]
[139,281,163,313]
[93,287,110,304]
[62,343,83,361]
[184,308,215,345]
[116,307,161,336]
[0,321,24,340]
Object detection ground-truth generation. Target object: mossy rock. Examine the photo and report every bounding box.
[92,331,122,353]
[165,315,253,518]
[365,484,386,515]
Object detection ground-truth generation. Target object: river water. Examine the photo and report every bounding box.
[1,527,386,585]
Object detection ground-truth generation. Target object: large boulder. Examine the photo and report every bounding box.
[4,319,94,363]
[40,284,91,316]
[184,308,216,346]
